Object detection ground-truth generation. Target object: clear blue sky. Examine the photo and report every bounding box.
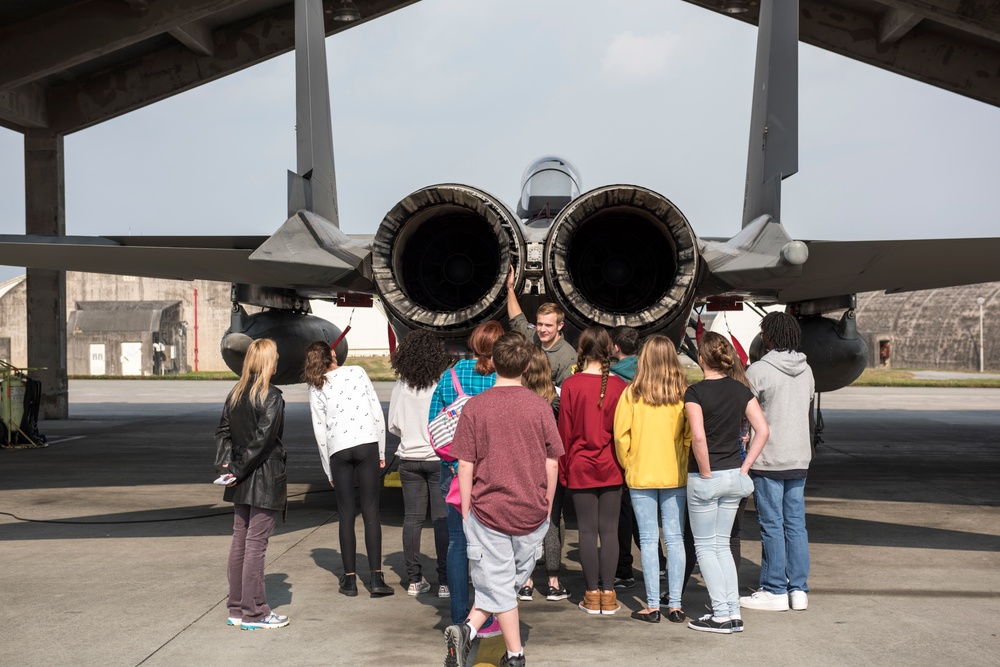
[1,0,998,284]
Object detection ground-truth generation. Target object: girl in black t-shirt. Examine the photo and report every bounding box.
[683,332,769,634]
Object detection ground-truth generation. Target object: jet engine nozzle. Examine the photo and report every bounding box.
[544,185,699,341]
[372,184,525,335]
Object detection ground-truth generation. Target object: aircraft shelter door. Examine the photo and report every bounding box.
[120,342,142,376]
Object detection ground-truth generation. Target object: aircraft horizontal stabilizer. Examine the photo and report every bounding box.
[751,237,1000,303]
[250,211,373,292]
[0,227,372,293]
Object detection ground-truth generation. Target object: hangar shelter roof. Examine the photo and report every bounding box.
[0,0,997,138]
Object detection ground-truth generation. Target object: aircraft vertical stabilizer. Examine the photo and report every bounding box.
[742,0,798,227]
[288,0,340,226]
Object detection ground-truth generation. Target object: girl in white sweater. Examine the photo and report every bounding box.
[388,330,450,597]
[304,341,392,598]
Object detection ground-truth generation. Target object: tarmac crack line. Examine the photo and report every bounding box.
[133,511,339,666]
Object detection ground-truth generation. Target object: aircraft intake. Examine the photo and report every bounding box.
[544,185,700,341]
[372,185,525,335]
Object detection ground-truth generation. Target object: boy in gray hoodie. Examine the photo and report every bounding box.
[740,312,815,613]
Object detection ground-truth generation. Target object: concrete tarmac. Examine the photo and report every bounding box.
[1,381,998,666]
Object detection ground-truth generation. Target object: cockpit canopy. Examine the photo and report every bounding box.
[517,156,582,220]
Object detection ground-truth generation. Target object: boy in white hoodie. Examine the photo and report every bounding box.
[740,312,815,613]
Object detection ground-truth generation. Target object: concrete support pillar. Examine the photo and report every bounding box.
[24,130,68,419]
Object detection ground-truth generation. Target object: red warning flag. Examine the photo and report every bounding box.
[331,325,351,351]
[387,323,397,356]
[696,316,704,345]
[730,333,748,368]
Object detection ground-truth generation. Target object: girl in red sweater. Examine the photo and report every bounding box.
[557,326,627,615]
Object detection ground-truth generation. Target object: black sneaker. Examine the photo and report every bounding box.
[546,585,570,601]
[731,617,744,633]
[613,577,635,589]
[499,654,526,667]
[339,573,358,597]
[517,584,533,601]
[687,613,736,634]
[444,623,475,667]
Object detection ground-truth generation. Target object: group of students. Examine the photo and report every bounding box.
[213,302,815,667]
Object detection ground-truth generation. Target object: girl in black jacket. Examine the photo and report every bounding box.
[214,338,289,630]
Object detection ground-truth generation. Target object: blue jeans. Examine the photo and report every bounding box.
[687,469,754,618]
[752,475,810,594]
[630,487,686,609]
[440,462,469,624]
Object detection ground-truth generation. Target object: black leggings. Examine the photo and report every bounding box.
[572,485,622,591]
[331,442,382,575]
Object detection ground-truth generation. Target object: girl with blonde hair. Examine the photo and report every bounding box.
[613,335,691,623]
[519,347,570,602]
[214,338,289,630]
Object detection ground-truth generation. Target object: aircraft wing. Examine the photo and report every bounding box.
[0,228,374,293]
[752,237,1000,303]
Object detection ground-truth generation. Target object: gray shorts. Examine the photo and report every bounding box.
[464,511,549,614]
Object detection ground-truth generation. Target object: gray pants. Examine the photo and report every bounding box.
[227,504,279,622]
[399,459,448,584]
[464,511,548,614]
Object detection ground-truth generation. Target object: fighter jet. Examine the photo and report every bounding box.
[2,0,999,390]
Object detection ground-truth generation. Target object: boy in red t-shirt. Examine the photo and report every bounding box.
[443,332,563,667]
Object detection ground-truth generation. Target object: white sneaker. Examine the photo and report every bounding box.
[241,612,289,630]
[407,579,431,596]
[790,590,808,610]
[438,585,450,598]
[739,589,789,611]
[226,617,242,628]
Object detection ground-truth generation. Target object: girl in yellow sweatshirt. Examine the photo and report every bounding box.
[614,335,692,624]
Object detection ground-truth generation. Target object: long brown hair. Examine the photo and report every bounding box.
[630,334,687,406]
[575,325,613,407]
[228,338,278,407]
[468,320,504,375]
[302,341,335,390]
[523,346,557,404]
[699,331,750,388]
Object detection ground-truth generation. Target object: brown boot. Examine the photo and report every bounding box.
[579,590,601,615]
[600,589,620,615]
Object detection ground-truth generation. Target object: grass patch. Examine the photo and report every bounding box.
[70,371,239,381]
[345,356,396,382]
[850,368,1000,388]
[68,360,1000,388]
[70,359,395,382]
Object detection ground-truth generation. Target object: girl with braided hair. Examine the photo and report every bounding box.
[557,326,628,615]
[683,331,770,634]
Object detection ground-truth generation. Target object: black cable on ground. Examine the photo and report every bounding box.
[0,487,340,525]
